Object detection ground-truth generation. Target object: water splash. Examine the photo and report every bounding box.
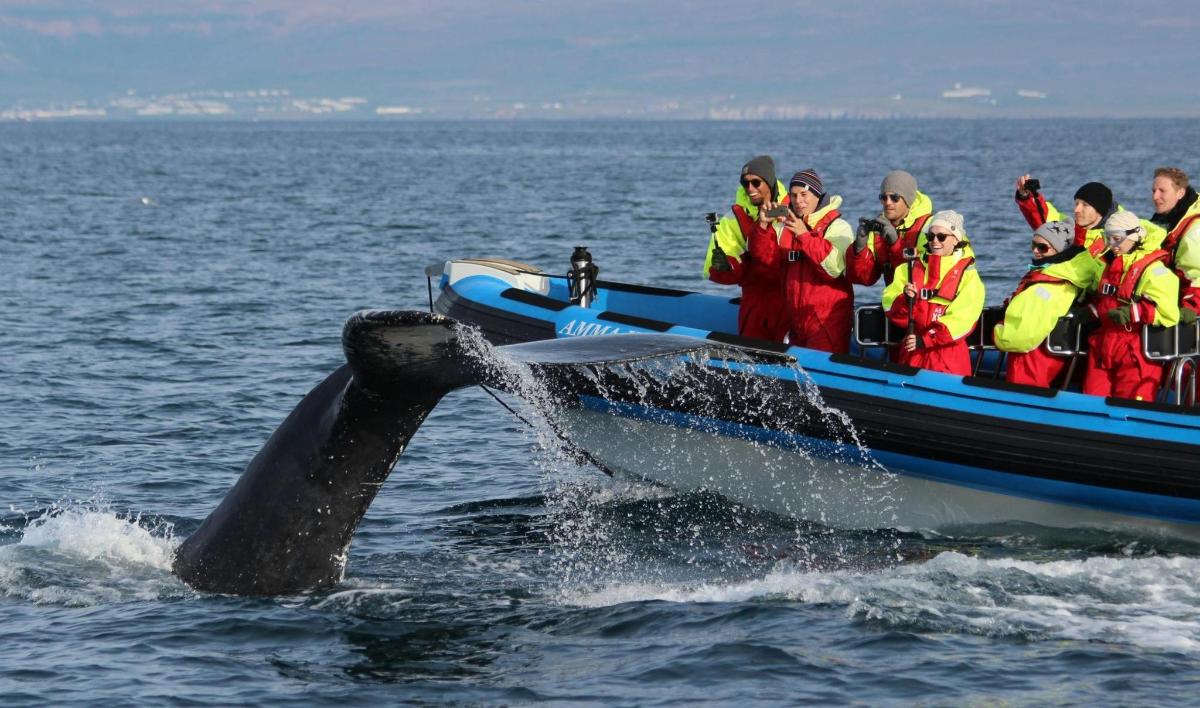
[455,327,902,598]
[0,502,183,606]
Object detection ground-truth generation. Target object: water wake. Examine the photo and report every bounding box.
[568,550,1200,654]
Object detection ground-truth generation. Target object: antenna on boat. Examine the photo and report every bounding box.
[567,246,598,308]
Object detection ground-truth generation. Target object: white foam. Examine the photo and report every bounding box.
[564,551,1200,654]
[0,506,182,606]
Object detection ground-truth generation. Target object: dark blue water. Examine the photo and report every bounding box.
[4,120,1200,705]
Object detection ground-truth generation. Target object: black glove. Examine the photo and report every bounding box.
[854,218,873,253]
[1067,303,1094,321]
[879,218,899,246]
[1180,308,1198,326]
[710,241,732,272]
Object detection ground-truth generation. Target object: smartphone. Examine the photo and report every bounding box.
[765,205,790,219]
[1024,178,1041,193]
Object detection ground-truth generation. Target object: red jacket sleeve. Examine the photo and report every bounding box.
[920,321,955,348]
[847,237,884,286]
[1133,300,1157,325]
[1183,286,1200,315]
[746,222,784,276]
[885,291,910,329]
[1016,190,1049,230]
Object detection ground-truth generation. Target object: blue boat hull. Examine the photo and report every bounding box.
[433,258,1200,538]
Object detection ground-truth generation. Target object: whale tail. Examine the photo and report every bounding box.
[172,310,740,596]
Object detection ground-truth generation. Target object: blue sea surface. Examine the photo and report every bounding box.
[4,119,1200,705]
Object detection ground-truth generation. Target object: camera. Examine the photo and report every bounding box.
[1024,178,1041,194]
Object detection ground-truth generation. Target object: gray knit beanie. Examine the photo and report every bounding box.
[1033,221,1073,254]
[880,170,918,207]
[741,155,777,194]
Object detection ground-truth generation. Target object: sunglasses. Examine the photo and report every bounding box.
[928,231,955,243]
[741,178,764,189]
[879,193,904,204]
[1031,241,1052,254]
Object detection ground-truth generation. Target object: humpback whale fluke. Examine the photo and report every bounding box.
[173,310,730,596]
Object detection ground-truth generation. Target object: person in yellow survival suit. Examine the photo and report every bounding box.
[703,155,790,340]
[882,210,985,375]
[1082,210,1179,401]
[993,221,1099,388]
[1149,166,1200,322]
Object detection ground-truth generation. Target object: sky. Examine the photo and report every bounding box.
[2,0,1200,118]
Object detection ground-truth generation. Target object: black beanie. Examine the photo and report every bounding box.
[1074,182,1113,215]
[741,155,777,197]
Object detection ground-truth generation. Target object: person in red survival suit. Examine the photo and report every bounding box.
[746,169,854,353]
[1082,210,1180,401]
[847,170,934,286]
[882,210,985,375]
[703,155,790,341]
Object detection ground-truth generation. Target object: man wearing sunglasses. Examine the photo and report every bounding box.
[1014,176,1118,258]
[847,170,934,286]
[1149,166,1200,323]
[1082,210,1179,401]
[993,222,1098,387]
[746,169,854,353]
[881,210,984,375]
[703,155,791,340]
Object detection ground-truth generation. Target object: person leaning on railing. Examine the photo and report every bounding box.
[882,210,985,376]
[992,221,1099,388]
[1081,211,1179,401]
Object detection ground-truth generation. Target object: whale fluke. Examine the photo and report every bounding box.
[173,310,731,596]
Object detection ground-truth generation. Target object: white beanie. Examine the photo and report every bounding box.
[928,210,965,238]
[1103,210,1144,244]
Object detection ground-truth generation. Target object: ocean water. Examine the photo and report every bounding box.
[4,119,1200,705]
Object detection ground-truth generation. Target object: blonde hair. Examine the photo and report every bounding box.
[1154,166,1189,190]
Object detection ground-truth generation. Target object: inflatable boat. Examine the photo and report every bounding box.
[170,254,1200,596]
[431,255,1200,541]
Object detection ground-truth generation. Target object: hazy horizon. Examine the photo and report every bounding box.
[3,1,1199,120]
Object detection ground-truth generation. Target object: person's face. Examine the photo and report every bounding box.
[1074,199,1102,229]
[742,174,770,206]
[1152,175,1186,215]
[927,227,958,257]
[879,191,909,223]
[1106,230,1138,254]
[789,184,818,218]
[1031,236,1057,261]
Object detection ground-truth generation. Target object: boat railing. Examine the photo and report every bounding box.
[1144,322,1200,406]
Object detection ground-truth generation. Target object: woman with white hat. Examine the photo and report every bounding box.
[882,209,985,376]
